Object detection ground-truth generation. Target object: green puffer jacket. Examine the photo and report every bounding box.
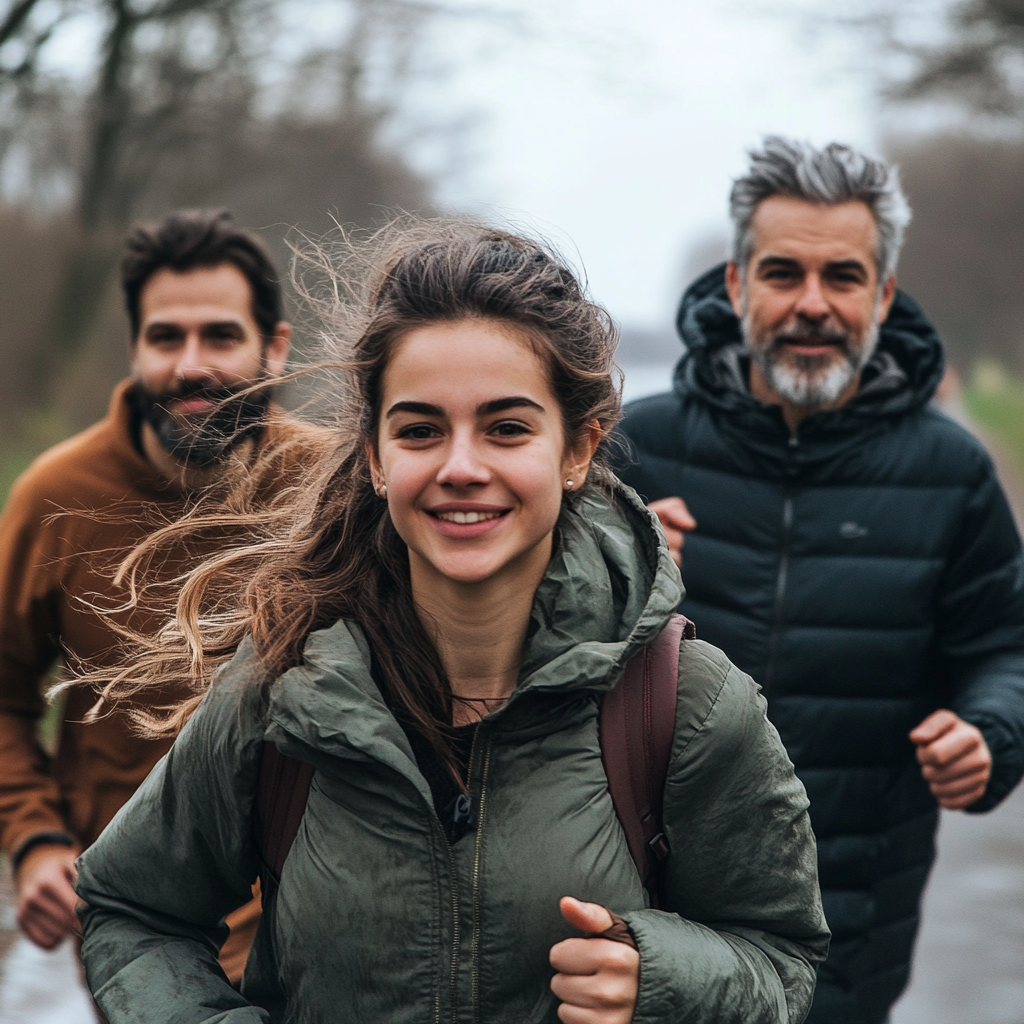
[76,486,829,1024]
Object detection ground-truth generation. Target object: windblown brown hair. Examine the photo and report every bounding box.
[86,218,622,776]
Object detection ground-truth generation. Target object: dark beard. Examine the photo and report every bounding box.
[130,377,273,468]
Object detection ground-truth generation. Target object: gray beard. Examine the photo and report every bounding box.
[742,311,880,409]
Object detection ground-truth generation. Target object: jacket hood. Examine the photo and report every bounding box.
[671,264,945,456]
[263,484,682,791]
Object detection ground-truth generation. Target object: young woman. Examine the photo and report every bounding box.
[75,222,828,1024]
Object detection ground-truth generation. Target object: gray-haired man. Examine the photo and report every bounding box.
[617,136,1024,1023]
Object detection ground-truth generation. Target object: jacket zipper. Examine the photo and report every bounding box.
[437,815,460,1024]
[763,490,794,688]
[441,725,487,1024]
[470,736,493,1024]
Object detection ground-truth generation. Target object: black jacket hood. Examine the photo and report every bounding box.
[672,263,944,424]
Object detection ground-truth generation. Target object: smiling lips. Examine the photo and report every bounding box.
[427,506,511,536]
[434,509,505,524]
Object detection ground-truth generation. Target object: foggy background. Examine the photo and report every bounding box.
[3,0,1024,481]
[3,0,1024,1021]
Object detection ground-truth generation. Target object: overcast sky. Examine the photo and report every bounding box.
[418,0,880,333]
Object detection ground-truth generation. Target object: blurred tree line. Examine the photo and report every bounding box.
[801,0,1020,372]
[875,0,1024,374]
[0,0,453,492]
[865,0,1024,467]
[892,134,1024,375]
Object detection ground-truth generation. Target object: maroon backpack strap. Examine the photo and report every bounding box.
[599,613,694,904]
[256,741,315,886]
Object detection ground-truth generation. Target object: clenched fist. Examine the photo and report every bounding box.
[16,843,82,949]
[648,497,696,569]
[910,709,992,810]
[550,896,639,1024]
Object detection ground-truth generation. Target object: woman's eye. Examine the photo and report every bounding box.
[399,424,439,440]
[492,420,529,437]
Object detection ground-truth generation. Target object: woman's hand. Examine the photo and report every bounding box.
[549,896,640,1024]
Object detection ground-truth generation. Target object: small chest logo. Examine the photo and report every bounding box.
[839,521,869,539]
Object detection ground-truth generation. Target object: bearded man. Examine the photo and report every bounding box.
[617,137,1024,1024]
[0,209,313,990]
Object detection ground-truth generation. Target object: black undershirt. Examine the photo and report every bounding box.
[401,720,479,843]
[368,649,480,843]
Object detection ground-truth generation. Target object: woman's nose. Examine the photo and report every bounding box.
[436,435,490,487]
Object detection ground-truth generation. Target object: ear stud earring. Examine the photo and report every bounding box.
[565,479,574,490]
[377,485,387,498]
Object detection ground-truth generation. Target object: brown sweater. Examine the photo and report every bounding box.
[0,379,323,975]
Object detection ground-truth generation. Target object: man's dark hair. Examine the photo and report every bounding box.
[121,209,284,343]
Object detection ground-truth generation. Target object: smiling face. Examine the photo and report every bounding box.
[371,318,592,590]
[726,195,897,423]
[130,263,290,465]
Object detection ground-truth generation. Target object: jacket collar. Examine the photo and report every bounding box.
[671,264,945,471]
[263,484,682,781]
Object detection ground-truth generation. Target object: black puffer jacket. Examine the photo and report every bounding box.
[616,265,1024,1024]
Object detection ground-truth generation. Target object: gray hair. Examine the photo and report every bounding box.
[730,136,912,281]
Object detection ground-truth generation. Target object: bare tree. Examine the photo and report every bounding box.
[815,0,1024,124]
[0,0,473,458]
[0,0,451,380]
[802,2,1024,372]
[888,133,1024,373]
[889,0,1024,120]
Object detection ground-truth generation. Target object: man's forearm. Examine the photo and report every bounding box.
[0,707,72,856]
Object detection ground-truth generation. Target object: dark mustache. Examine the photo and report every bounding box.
[773,321,851,348]
[152,380,263,408]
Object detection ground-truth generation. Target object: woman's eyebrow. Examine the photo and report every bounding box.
[386,401,444,417]
[477,396,544,415]
[386,396,544,418]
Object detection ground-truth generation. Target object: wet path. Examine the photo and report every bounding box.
[0,865,97,1023]
[892,785,1024,1024]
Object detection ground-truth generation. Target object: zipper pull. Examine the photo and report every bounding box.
[452,793,475,830]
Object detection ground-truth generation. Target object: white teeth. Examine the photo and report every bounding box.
[437,510,502,524]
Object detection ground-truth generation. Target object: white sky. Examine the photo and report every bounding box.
[418,0,881,331]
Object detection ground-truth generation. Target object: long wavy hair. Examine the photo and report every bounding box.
[86,218,623,773]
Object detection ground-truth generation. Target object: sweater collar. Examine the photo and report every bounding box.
[104,379,185,500]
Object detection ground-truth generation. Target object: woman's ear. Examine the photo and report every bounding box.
[563,420,603,489]
[366,440,385,494]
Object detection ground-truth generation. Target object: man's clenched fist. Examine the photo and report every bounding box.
[16,843,82,949]
[910,710,992,810]
[648,497,696,569]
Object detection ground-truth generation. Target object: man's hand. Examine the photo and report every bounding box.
[910,710,992,810]
[15,843,82,949]
[550,896,639,1024]
[648,497,696,569]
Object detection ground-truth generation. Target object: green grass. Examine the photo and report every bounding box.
[0,406,73,505]
[963,361,1024,478]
